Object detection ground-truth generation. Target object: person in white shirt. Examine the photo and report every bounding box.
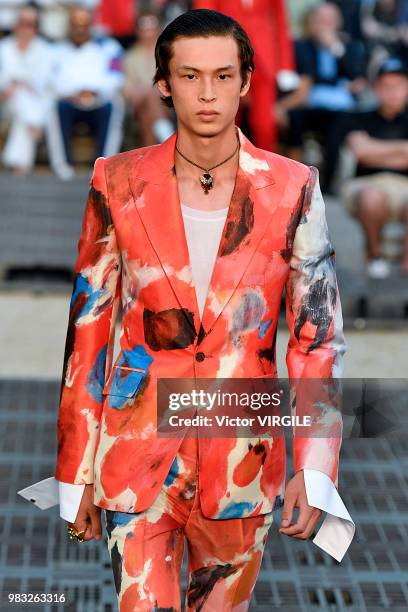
[0,4,53,174]
[46,5,125,180]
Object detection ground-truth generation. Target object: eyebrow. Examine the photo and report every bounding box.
[177,64,236,72]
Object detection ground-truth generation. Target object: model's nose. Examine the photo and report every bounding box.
[198,78,217,102]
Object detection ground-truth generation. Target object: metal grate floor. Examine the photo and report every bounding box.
[0,379,407,611]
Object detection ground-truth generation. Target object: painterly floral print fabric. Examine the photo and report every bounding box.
[105,434,273,611]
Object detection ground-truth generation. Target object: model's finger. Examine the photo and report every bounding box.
[280,490,296,528]
[280,500,313,535]
[292,508,322,540]
[89,508,102,541]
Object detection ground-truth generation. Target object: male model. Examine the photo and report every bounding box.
[54,9,353,610]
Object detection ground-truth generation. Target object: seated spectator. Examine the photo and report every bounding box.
[46,6,125,180]
[123,9,174,146]
[341,57,408,278]
[276,2,366,187]
[0,4,53,175]
[361,0,408,72]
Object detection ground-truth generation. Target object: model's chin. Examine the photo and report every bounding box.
[191,117,232,137]
[195,125,220,137]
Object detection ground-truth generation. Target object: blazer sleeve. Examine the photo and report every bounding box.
[285,166,347,488]
[55,156,122,485]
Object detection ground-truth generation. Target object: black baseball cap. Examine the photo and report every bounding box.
[376,57,408,79]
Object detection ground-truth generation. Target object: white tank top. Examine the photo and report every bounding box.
[180,203,229,321]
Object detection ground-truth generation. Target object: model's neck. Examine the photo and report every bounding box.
[175,124,239,171]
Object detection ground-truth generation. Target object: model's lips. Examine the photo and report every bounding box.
[197,110,219,116]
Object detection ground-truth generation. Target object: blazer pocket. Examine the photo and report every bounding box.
[251,373,277,378]
[103,347,154,399]
[104,365,148,398]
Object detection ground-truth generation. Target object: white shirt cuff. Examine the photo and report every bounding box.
[58,481,86,523]
[20,470,356,560]
[17,476,85,523]
[303,468,355,562]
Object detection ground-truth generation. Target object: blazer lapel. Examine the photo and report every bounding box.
[128,127,277,341]
[128,133,201,338]
[199,128,277,335]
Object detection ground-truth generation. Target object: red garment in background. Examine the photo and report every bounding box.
[96,0,136,37]
[193,0,294,151]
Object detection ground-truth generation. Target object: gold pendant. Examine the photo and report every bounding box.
[200,172,214,194]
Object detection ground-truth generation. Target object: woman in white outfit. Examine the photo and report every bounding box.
[0,5,53,174]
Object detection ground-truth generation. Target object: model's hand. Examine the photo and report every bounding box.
[279,470,322,540]
[67,483,102,542]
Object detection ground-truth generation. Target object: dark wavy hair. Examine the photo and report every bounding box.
[153,9,255,108]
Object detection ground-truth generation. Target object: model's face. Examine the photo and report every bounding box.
[157,35,251,136]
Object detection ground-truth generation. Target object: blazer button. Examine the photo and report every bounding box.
[195,351,206,362]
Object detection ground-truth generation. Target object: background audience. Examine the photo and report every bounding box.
[277,3,367,190]
[0,4,53,174]
[340,57,408,278]
[46,5,125,180]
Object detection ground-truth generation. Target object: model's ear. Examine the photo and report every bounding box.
[156,78,172,101]
[240,70,252,98]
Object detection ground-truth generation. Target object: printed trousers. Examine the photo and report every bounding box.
[104,431,274,611]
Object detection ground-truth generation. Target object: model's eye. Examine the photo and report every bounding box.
[218,74,230,80]
[184,74,196,80]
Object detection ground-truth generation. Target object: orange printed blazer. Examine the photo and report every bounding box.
[55,126,346,519]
